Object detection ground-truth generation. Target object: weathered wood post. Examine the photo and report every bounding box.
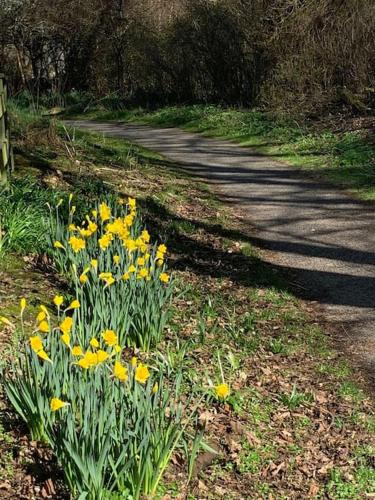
[0,74,13,185]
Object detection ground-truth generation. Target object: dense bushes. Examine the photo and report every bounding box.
[1,0,374,115]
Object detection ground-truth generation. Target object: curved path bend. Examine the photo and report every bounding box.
[67,120,375,375]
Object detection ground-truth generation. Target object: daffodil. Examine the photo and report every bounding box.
[137,268,148,279]
[91,259,98,269]
[102,329,118,346]
[79,273,88,285]
[128,197,136,208]
[124,238,136,252]
[37,311,46,323]
[131,356,137,367]
[30,335,43,353]
[61,333,70,346]
[128,264,136,273]
[54,241,65,250]
[50,398,69,412]
[66,299,80,311]
[159,273,170,283]
[158,244,167,254]
[68,223,77,231]
[60,316,73,335]
[90,338,99,348]
[215,383,230,399]
[113,361,128,381]
[37,350,52,363]
[39,305,49,315]
[99,202,111,222]
[98,233,112,251]
[53,295,64,307]
[20,298,26,314]
[141,229,150,243]
[69,236,86,253]
[77,351,98,369]
[122,272,130,281]
[97,350,109,363]
[113,255,120,265]
[136,257,145,266]
[72,345,83,356]
[38,320,50,333]
[152,382,158,394]
[135,363,150,384]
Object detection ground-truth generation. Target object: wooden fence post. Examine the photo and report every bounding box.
[0,74,13,185]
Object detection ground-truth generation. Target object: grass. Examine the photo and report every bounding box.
[74,103,375,201]
[1,104,375,497]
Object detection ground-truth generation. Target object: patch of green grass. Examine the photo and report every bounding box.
[279,385,314,410]
[78,104,375,201]
[0,177,59,258]
[239,441,277,474]
[317,361,352,379]
[326,447,375,499]
[339,381,366,402]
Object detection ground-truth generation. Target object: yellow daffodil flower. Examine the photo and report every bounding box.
[113,361,128,381]
[61,333,70,346]
[37,349,52,363]
[20,298,26,313]
[66,299,80,311]
[102,329,118,346]
[53,295,64,307]
[159,273,170,283]
[60,316,73,335]
[69,236,86,253]
[99,202,111,222]
[97,350,109,363]
[30,335,43,353]
[98,233,112,251]
[72,345,83,356]
[37,311,46,323]
[54,241,65,250]
[38,320,50,333]
[90,338,99,348]
[50,398,69,412]
[135,363,150,384]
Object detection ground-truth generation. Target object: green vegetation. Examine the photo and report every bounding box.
[80,104,375,201]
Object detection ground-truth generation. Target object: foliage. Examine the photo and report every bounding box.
[1,0,374,114]
[0,177,59,257]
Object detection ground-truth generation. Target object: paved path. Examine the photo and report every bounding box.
[67,120,375,374]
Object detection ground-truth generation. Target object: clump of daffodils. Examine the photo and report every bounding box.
[49,196,174,350]
[2,295,201,499]
[2,194,206,499]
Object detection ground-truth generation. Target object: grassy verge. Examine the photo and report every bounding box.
[1,106,375,497]
[76,104,375,202]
